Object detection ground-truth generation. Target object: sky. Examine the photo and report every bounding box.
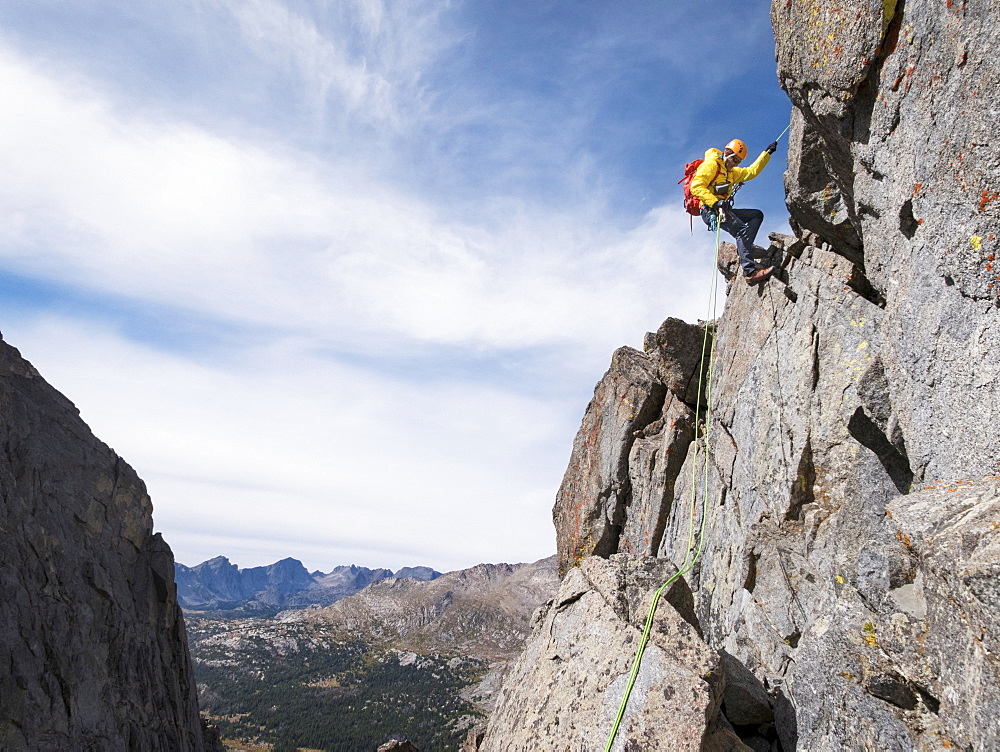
[0,0,791,574]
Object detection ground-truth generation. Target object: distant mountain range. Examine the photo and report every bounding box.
[290,557,559,662]
[188,555,559,750]
[174,555,441,613]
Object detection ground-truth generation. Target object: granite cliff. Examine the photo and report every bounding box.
[482,1,999,750]
[0,335,209,751]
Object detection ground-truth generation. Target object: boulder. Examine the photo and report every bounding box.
[480,555,737,751]
[377,740,420,752]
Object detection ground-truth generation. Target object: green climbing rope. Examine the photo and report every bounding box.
[605,119,792,746]
[603,218,724,752]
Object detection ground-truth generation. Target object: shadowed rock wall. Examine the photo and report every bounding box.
[0,335,206,751]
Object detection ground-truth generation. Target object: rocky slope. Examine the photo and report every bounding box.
[0,334,208,751]
[175,555,440,612]
[293,556,558,662]
[188,556,558,750]
[483,1,1000,750]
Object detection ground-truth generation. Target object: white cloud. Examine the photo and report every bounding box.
[213,0,392,124]
[0,44,723,356]
[4,314,562,571]
[204,0,455,133]
[0,32,733,573]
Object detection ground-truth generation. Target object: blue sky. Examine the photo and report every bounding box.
[0,0,790,573]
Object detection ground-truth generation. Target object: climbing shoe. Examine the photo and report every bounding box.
[745,266,774,286]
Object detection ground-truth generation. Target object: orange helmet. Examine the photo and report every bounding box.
[725,139,748,160]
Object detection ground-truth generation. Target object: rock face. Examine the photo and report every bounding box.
[481,555,740,752]
[774,0,1000,481]
[0,335,205,750]
[487,1,1000,750]
[553,317,705,575]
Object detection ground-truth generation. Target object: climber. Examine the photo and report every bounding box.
[690,138,778,286]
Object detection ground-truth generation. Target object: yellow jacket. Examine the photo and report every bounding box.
[690,148,771,209]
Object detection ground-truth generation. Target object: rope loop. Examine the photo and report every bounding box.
[604,221,722,751]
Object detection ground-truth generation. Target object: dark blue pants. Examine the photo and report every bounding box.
[702,206,764,277]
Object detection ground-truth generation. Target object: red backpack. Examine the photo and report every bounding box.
[679,158,720,231]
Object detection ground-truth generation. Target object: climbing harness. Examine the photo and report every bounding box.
[604,219,723,752]
[706,181,741,231]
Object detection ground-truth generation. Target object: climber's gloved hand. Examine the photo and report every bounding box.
[766,141,778,155]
